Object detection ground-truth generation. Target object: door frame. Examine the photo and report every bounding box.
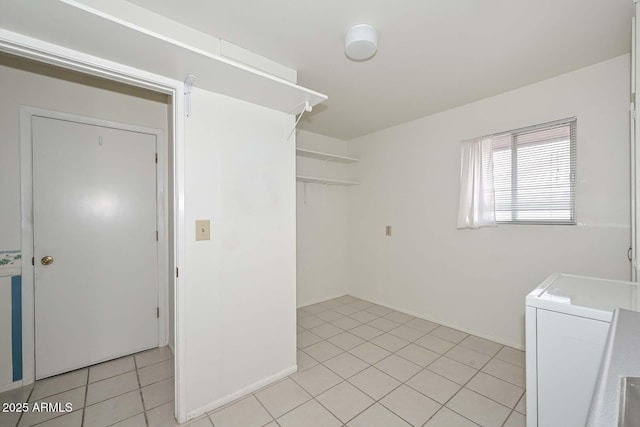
[1,29,188,422]
[21,107,168,379]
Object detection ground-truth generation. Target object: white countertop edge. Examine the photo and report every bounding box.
[587,308,640,426]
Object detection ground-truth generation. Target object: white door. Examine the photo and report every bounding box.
[32,116,159,379]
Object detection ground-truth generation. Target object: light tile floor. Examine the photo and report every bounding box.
[0,346,204,427]
[1,296,526,426]
[211,295,526,427]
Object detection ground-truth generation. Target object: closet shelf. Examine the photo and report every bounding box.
[0,3,327,116]
[296,175,359,186]
[296,148,359,163]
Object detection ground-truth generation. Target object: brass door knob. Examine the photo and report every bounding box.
[41,256,54,266]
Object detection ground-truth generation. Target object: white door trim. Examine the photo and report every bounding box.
[1,29,188,423]
[22,107,168,375]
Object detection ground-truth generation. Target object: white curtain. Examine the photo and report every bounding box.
[457,137,496,229]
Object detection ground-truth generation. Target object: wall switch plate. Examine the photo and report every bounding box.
[196,219,210,241]
[386,225,392,236]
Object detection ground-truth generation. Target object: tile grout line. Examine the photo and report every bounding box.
[306,310,443,386]
[132,354,150,427]
[285,338,397,422]
[206,399,241,421]
[287,359,379,426]
[400,358,524,419]
[105,413,146,427]
[252,391,278,426]
[254,390,311,423]
[513,392,526,416]
[299,296,524,426]
[81,367,89,426]
[14,385,34,427]
[300,299,433,423]
[500,408,517,427]
[314,392,375,425]
[373,361,449,426]
[253,296,521,427]
[18,378,88,427]
[417,377,480,426]
[301,314,525,390]
[303,347,432,426]
[78,350,171,424]
[302,297,524,360]
[305,320,423,370]
[487,354,526,370]
[421,408,481,427]
[419,343,512,426]
[77,368,175,419]
[5,350,174,427]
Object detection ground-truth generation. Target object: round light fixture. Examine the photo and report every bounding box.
[345,24,377,61]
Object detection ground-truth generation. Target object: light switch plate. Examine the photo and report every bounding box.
[196,220,210,241]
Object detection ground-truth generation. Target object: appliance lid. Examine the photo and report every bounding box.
[527,273,640,319]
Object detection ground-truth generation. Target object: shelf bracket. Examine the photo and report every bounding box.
[184,75,196,117]
[287,101,312,140]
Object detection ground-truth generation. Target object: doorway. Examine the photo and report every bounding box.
[0,35,186,421]
[30,113,162,379]
[4,51,173,377]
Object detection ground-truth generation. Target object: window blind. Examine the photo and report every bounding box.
[493,118,576,224]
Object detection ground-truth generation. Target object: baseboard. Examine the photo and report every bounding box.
[186,364,298,422]
[350,295,525,351]
[0,380,23,393]
[297,293,346,309]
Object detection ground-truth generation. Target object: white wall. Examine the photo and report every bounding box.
[348,55,631,349]
[0,32,300,420]
[0,56,169,389]
[183,87,297,416]
[0,56,169,251]
[296,130,351,306]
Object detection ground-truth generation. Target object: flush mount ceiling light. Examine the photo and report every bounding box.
[345,24,378,61]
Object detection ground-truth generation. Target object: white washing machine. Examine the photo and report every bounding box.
[525,273,640,427]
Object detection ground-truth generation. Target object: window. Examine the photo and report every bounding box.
[457,118,576,229]
[492,118,576,224]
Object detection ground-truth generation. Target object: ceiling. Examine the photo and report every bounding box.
[126,0,633,140]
